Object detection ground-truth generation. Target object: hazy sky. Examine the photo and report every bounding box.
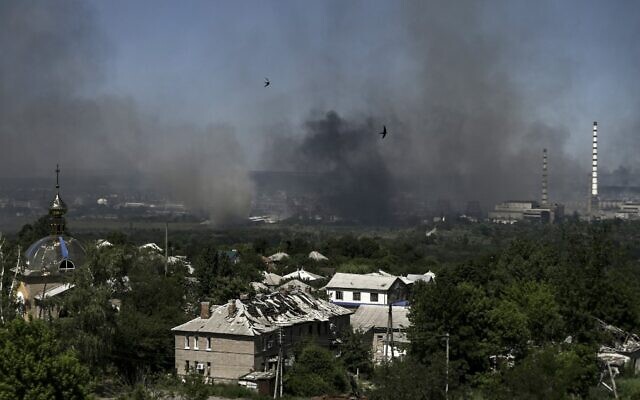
[3,0,640,221]
[89,0,640,166]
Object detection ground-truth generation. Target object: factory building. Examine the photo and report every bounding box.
[489,148,563,224]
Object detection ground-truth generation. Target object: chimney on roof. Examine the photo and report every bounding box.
[227,299,237,317]
[200,301,210,319]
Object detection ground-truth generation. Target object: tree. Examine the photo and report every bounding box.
[284,342,349,396]
[112,261,188,383]
[370,358,446,400]
[494,344,598,400]
[339,328,373,375]
[409,280,492,381]
[0,319,90,399]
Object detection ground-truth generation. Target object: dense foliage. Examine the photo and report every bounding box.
[0,319,90,399]
[3,218,640,398]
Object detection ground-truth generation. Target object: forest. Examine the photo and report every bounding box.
[2,217,640,399]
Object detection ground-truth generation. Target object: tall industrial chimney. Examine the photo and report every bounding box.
[588,121,599,217]
[541,148,548,207]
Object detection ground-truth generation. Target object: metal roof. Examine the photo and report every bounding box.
[172,291,352,337]
[326,272,401,291]
[350,304,410,332]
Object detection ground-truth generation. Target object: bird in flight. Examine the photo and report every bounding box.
[379,125,387,139]
[264,78,270,87]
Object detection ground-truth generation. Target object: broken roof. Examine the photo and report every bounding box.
[350,304,410,332]
[406,271,436,283]
[171,291,352,337]
[326,272,402,291]
[262,271,282,286]
[282,268,323,281]
[279,279,314,292]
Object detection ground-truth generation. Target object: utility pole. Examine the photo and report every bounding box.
[385,303,391,360]
[9,246,20,303]
[274,325,284,398]
[279,326,284,398]
[164,222,168,277]
[445,332,450,400]
[0,237,5,325]
[389,303,395,359]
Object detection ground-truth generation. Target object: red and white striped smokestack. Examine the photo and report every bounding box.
[588,121,599,218]
[591,121,598,197]
[541,148,548,206]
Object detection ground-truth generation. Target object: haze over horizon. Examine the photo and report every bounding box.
[2,0,640,223]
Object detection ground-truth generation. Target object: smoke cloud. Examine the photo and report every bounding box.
[260,0,586,218]
[0,1,252,225]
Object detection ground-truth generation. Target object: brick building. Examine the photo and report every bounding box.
[171,291,351,382]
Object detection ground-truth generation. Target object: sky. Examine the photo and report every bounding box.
[2,0,640,222]
[89,0,640,164]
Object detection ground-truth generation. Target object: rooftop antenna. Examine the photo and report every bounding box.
[541,148,548,207]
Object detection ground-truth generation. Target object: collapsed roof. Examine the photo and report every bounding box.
[171,291,352,337]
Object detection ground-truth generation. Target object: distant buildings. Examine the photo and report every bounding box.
[488,200,563,224]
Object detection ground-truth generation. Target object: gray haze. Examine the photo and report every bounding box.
[0,1,252,224]
[3,1,640,223]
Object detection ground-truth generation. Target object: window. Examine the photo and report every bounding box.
[206,337,212,351]
[267,337,274,349]
[59,259,75,271]
[194,336,199,350]
[185,360,190,373]
[184,335,190,349]
[308,324,313,334]
[207,362,211,376]
[370,292,378,302]
[335,291,343,300]
[353,292,361,301]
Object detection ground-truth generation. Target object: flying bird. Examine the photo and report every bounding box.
[379,125,387,139]
[264,78,270,87]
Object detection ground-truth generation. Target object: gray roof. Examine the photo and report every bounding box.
[262,272,282,286]
[326,272,401,291]
[172,291,352,337]
[350,305,410,332]
[278,279,314,292]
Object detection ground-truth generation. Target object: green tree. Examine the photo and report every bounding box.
[370,358,446,400]
[0,319,90,399]
[284,342,349,396]
[409,280,492,381]
[111,259,188,383]
[339,328,373,375]
[494,344,598,400]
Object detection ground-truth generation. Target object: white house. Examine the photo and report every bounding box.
[324,272,408,307]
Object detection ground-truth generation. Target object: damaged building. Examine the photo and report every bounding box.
[171,291,352,383]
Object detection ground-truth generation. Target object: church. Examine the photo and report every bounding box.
[14,166,86,320]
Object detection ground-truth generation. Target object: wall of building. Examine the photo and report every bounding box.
[174,333,256,382]
[326,289,387,305]
[174,315,351,382]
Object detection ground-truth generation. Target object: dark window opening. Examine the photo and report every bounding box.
[59,259,75,271]
[353,292,361,301]
[370,293,378,302]
[336,291,343,300]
